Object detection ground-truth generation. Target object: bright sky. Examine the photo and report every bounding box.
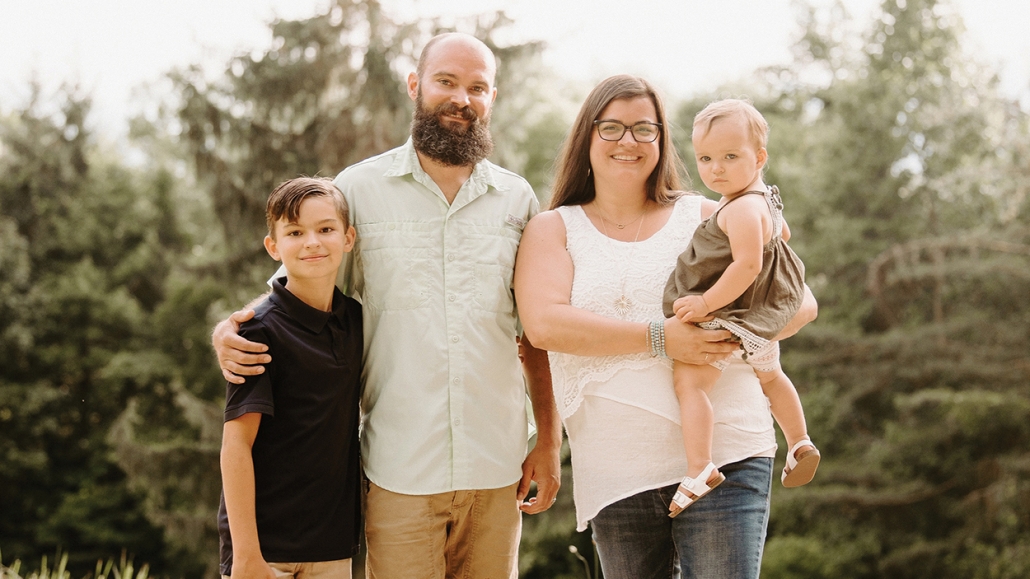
[1,0,1027,138]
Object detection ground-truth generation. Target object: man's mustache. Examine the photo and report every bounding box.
[435,102,477,122]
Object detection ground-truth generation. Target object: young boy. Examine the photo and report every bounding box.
[218,177,361,579]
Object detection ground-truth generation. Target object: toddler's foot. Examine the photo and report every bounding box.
[669,462,725,518]
[781,438,820,488]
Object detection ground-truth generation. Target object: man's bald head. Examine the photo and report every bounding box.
[416,33,497,83]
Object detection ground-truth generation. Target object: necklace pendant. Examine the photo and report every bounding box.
[614,294,632,316]
[616,223,626,229]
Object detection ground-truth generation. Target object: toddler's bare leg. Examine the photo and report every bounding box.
[757,365,820,487]
[755,368,809,449]
[673,360,723,478]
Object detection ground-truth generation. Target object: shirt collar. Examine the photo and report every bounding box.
[384,138,500,194]
[269,277,347,333]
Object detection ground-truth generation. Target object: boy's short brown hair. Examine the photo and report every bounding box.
[265,177,349,238]
[693,98,769,151]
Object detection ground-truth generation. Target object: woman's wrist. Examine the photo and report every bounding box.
[648,319,668,358]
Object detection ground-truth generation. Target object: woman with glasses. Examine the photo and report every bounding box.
[513,75,816,578]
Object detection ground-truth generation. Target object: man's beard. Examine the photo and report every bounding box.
[410,93,494,167]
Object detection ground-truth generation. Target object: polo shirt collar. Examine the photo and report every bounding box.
[385,138,500,194]
[269,277,347,333]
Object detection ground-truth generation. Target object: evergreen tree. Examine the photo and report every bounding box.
[0,86,179,576]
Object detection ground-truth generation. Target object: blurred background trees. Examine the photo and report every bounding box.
[1,0,1028,577]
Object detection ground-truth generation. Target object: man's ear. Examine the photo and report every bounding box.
[406,71,420,102]
[263,235,281,261]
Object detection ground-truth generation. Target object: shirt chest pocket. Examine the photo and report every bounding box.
[358,222,438,311]
[467,227,520,313]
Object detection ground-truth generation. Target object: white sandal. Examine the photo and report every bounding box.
[668,462,725,518]
[781,438,820,488]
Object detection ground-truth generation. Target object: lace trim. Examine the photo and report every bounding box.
[551,196,703,421]
[550,352,672,420]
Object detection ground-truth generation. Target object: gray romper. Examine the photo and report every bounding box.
[662,186,805,370]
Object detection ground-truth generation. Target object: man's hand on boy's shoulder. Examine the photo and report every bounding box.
[213,308,272,384]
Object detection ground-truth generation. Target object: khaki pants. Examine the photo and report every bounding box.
[365,481,521,579]
[223,558,352,579]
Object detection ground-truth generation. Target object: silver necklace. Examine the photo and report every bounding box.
[597,206,647,316]
[604,209,646,229]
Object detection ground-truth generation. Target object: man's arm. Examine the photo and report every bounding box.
[516,334,562,514]
[221,413,276,579]
[212,292,272,384]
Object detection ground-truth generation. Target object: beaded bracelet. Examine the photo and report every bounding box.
[648,319,668,358]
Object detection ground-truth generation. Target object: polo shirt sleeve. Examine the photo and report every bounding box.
[223,322,276,422]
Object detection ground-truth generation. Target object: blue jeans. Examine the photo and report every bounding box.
[590,457,773,579]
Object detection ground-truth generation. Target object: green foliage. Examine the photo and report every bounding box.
[0,86,175,575]
[160,0,565,264]
[4,0,1030,577]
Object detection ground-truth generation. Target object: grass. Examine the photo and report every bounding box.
[0,550,149,579]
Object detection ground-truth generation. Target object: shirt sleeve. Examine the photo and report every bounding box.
[223,322,276,422]
[334,171,364,301]
[513,180,540,334]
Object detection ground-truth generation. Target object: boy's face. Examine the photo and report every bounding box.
[692,117,767,198]
[263,196,355,283]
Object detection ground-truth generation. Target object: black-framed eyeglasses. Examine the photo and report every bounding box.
[593,120,662,143]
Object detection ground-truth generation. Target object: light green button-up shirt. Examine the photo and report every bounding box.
[333,139,539,494]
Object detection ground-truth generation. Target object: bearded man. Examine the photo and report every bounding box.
[212,33,561,579]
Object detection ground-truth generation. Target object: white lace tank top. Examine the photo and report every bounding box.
[550,195,701,421]
[549,195,777,531]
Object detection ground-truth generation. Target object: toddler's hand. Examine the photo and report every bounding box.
[674,295,710,322]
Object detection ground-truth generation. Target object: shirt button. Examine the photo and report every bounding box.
[454,418,462,426]
[451,336,459,343]
[453,378,460,384]
[447,254,455,262]
[448,294,456,302]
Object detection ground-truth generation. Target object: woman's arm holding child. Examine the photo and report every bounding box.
[514,211,736,363]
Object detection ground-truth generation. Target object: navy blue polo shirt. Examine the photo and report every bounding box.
[218,277,362,574]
